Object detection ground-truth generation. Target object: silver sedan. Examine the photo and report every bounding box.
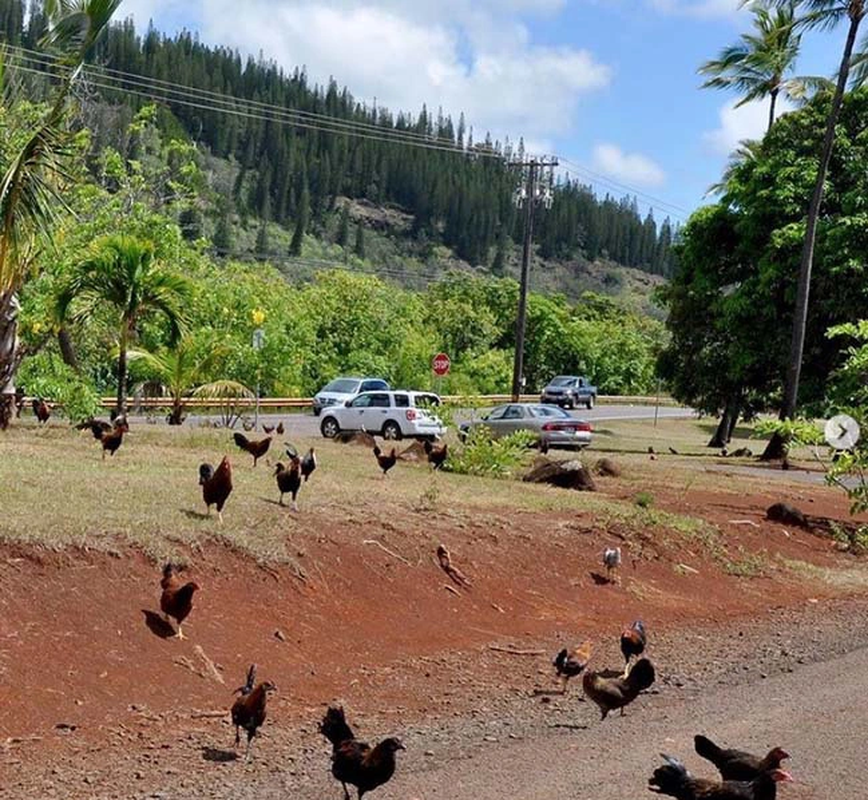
[459,403,592,449]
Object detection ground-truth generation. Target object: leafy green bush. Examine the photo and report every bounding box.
[17,353,102,422]
[634,490,655,509]
[444,426,537,478]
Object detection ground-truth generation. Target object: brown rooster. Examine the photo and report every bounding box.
[649,754,792,799]
[199,456,233,523]
[321,706,405,800]
[552,640,593,693]
[423,439,448,470]
[77,418,113,439]
[230,664,276,760]
[620,619,647,677]
[98,418,129,459]
[582,657,655,720]
[233,432,272,466]
[32,397,50,424]
[274,458,302,510]
[695,736,790,782]
[160,564,199,640]
[262,424,276,434]
[372,445,397,477]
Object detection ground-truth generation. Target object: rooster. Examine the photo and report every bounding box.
[274,458,302,510]
[552,640,592,693]
[423,439,448,470]
[320,706,405,800]
[160,564,199,640]
[233,432,272,466]
[276,421,284,435]
[372,445,397,477]
[694,736,790,783]
[620,620,647,677]
[77,418,113,440]
[32,397,50,424]
[582,657,655,720]
[262,424,276,434]
[98,418,129,459]
[301,447,318,482]
[649,754,792,800]
[199,456,233,523]
[230,664,276,760]
[603,547,622,583]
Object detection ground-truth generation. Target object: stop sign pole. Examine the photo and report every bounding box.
[432,352,450,396]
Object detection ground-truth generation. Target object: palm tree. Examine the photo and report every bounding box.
[127,337,249,425]
[765,0,867,458]
[56,235,192,416]
[699,1,828,133]
[0,0,121,428]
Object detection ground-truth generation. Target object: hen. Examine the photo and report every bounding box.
[32,398,50,424]
[694,736,789,782]
[301,447,318,482]
[199,456,233,523]
[276,421,285,435]
[423,439,448,470]
[649,754,792,800]
[620,619,647,677]
[552,640,593,693]
[262,424,276,434]
[159,563,199,640]
[582,656,655,720]
[274,458,302,510]
[603,546,622,583]
[233,431,272,466]
[230,664,276,760]
[98,418,129,459]
[321,706,405,800]
[372,445,397,477]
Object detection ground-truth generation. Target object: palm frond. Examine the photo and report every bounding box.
[192,380,254,400]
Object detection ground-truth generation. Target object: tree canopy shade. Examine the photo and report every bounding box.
[659,85,868,428]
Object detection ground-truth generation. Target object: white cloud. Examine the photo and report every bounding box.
[118,1,611,151]
[590,143,666,187]
[702,98,793,155]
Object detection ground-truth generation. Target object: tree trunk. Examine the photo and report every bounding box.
[57,327,78,370]
[116,345,128,418]
[779,16,861,425]
[707,396,739,448]
[768,89,778,133]
[0,292,21,431]
[167,398,184,425]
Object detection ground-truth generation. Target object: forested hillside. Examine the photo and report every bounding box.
[0,0,677,287]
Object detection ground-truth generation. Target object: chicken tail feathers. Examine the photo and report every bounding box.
[553,648,568,673]
[694,734,723,765]
[320,706,354,747]
[648,754,689,796]
[373,445,382,457]
[626,657,656,692]
[233,432,250,451]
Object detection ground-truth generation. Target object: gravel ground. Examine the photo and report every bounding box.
[15,594,863,800]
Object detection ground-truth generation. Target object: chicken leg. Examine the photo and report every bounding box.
[175,624,186,641]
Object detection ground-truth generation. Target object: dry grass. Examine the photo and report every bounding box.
[0,415,829,568]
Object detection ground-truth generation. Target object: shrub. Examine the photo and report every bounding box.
[444,426,537,478]
[17,353,102,422]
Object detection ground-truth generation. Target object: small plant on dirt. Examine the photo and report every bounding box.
[444,426,537,478]
[828,521,868,555]
[634,490,655,509]
[414,480,441,513]
[720,547,768,578]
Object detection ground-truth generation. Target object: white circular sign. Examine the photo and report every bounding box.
[825,414,860,450]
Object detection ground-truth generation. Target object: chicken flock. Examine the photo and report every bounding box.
[45,409,796,798]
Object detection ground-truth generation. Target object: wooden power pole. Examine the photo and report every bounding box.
[511,156,557,402]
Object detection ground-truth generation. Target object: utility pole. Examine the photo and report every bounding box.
[511,156,557,401]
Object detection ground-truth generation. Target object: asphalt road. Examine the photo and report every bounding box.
[151,404,695,441]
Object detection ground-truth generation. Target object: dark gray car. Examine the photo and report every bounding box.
[459,403,592,449]
[540,375,597,409]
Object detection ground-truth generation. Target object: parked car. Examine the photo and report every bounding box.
[459,403,592,449]
[540,375,597,409]
[320,390,445,441]
[312,377,390,416]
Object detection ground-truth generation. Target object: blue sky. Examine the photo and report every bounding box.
[118,0,848,224]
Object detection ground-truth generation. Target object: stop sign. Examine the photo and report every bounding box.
[432,352,451,376]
